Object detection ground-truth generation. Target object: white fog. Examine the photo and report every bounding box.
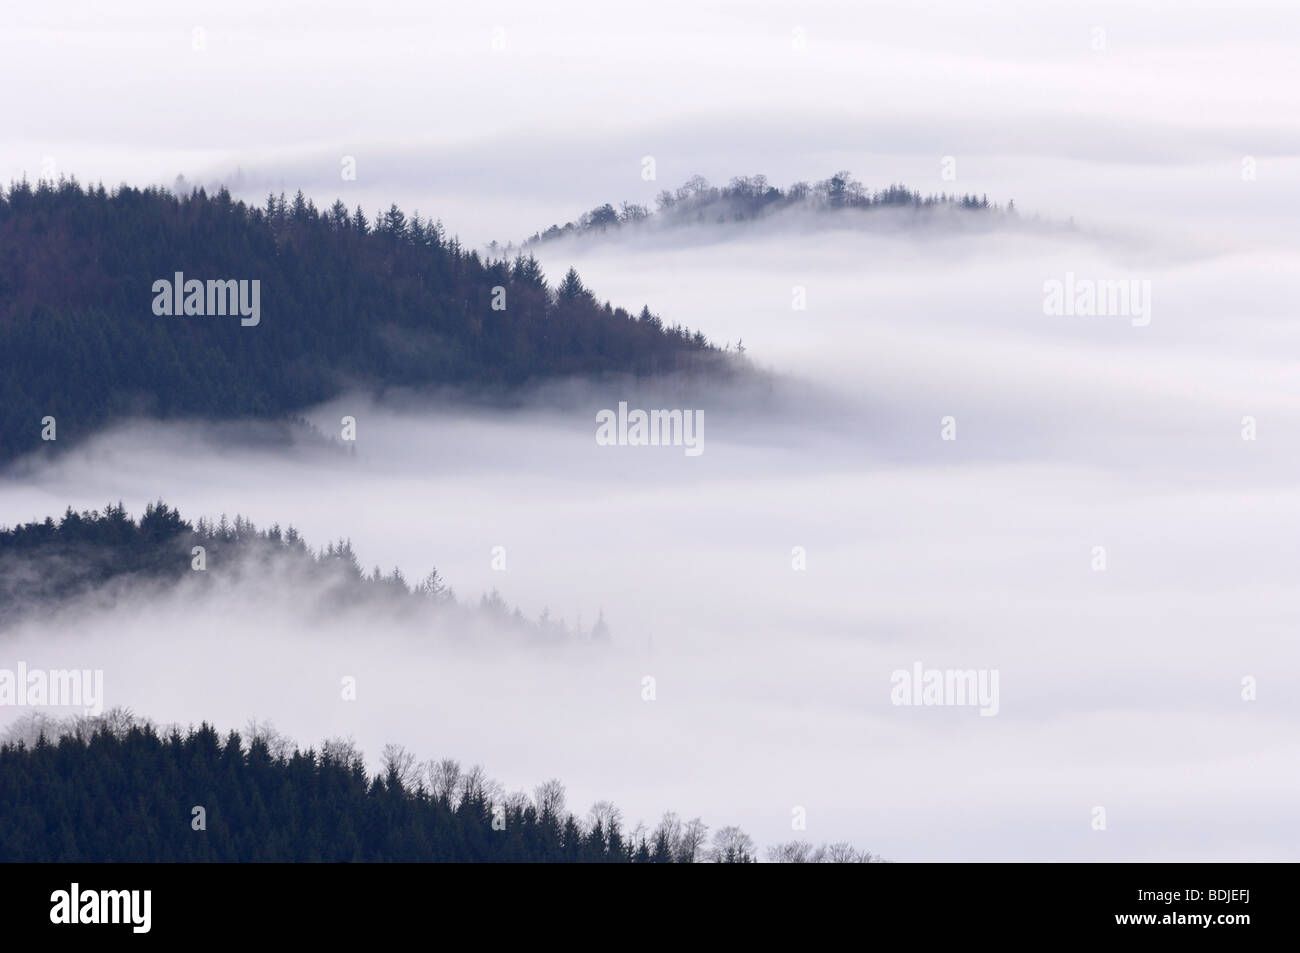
[4,209,1299,859]
[2,0,1298,863]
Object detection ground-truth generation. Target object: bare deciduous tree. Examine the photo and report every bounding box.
[767,840,886,863]
[767,840,814,863]
[427,758,461,805]
[245,718,292,760]
[380,742,418,790]
[458,764,490,804]
[587,800,623,835]
[653,810,682,858]
[708,825,756,863]
[320,736,363,769]
[677,817,709,863]
[534,779,566,819]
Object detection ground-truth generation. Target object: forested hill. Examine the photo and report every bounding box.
[0,713,884,862]
[0,501,597,640]
[497,170,1023,252]
[0,180,727,463]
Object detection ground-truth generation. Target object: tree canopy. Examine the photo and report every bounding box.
[0,712,879,862]
[0,178,728,463]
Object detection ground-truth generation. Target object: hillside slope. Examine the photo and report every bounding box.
[0,180,729,462]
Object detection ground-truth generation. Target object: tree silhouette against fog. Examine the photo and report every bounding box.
[0,713,883,863]
[0,178,733,463]
[521,170,1016,246]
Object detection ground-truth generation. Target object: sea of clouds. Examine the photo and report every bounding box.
[2,0,1298,860]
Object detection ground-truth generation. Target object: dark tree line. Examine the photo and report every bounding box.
[0,178,732,463]
[0,501,605,640]
[0,715,731,862]
[517,171,1018,247]
[0,713,881,862]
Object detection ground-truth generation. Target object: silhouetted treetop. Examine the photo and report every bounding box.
[513,170,1020,247]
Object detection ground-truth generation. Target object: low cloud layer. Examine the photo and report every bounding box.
[3,211,1299,859]
[3,0,1297,860]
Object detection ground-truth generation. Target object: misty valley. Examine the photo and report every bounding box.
[1,162,1295,868]
[0,5,1295,905]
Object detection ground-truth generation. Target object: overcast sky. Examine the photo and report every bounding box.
[3,0,1298,243]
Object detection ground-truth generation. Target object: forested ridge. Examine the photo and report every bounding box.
[0,713,882,863]
[503,170,1022,251]
[0,178,730,464]
[0,501,593,639]
[0,505,888,862]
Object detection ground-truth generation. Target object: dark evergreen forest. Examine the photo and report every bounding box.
[0,714,882,862]
[0,179,730,464]
[0,716,724,862]
[0,504,886,862]
[0,501,589,638]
